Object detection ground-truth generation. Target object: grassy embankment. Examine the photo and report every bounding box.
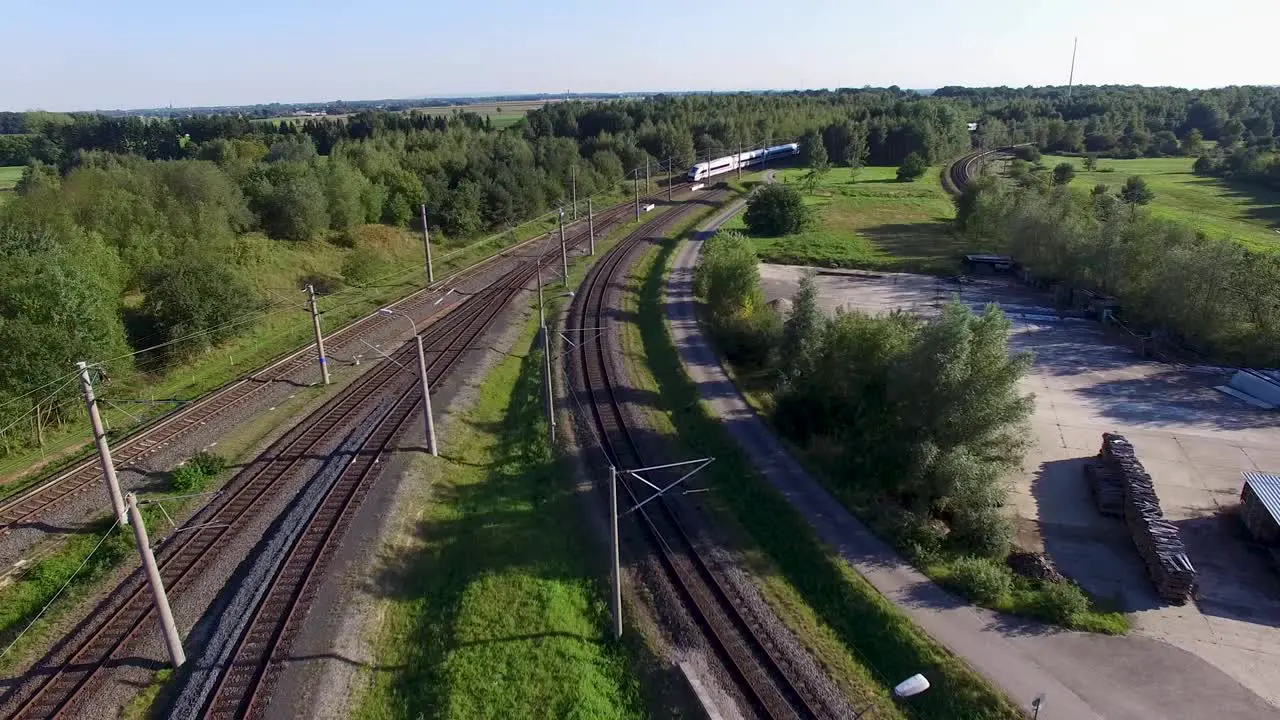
[1042,154,1280,252]
[719,165,964,274]
[615,220,1023,718]
[0,186,637,491]
[350,209,680,720]
[352,316,644,720]
[0,165,21,203]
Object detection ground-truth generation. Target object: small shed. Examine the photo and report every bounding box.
[1240,472,1280,544]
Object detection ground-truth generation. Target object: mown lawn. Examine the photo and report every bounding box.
[353,314,644,720]
[1042,154,1280,252]
[720,165,964,274]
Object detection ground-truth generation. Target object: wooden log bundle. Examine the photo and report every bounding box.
[1084,461,1125,517]
[1097,432,1197,603]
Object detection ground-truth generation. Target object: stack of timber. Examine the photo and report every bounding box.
[1099,433,1198,603]
[1084,461,1125,517]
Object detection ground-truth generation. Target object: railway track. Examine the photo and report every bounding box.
[1,184,686,719]
[568,191,824,719]
[191,190,697,719]
[943,145,1020,196]
[0,189,678,541]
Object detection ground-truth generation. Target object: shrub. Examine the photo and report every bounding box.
[1035,581,1089,624]
[712,308,781,370]
[170,451,226,492]
[743,184,810,236]
[342,246,387,286]
[949,503,1013,559]
[1012,145,1041,163]
[188,451,226,476]
[896,152,929,182]
[949,556,1013,605]
[170,465,207,493]
[880,508,946,563]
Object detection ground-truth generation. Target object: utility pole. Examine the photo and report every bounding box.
[587,198,595,256]
[76,361,127,526]
[667,158,673,202]
[559,207,569,288]
[377,309,437,456]
[633,170,640,221]
[305,284,330,386]
[571,165,578,220]
[420,204,434,285]
[1067,37,1078,101]
[126,493,184,668]
[610,465,622,639]
[412,333,439,456]
[536,261,555,445]
[645,158,650,193]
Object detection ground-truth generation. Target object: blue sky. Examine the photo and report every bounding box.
[4,0,1276,111]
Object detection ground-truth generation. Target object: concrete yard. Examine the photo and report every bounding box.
[758,263,1280,709]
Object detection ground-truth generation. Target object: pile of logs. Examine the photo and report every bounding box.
[1084,462,1125,517]
[1097,433,1198,603]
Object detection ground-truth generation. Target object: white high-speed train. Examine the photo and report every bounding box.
[686,143,800,181]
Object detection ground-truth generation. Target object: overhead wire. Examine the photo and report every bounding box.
[0,518,121,661]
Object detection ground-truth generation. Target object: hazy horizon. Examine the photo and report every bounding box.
[5,0,1277,113]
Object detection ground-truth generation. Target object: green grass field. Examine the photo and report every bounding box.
[354,221,647,720]
[255,101,542,128]
[721,165,963,274]
[0,165,21,204]
[1042,155,1280,252]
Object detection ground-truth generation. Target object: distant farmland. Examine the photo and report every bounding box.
[0,166,22,204]
[258,99,548,128]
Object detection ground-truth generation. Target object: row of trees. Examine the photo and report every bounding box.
[957,176,1280,366]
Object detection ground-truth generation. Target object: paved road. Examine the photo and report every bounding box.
[664,200,1278,720]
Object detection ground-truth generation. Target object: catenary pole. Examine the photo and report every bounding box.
[76,361,128,525]
[559,208,569,288]
[645,158,650,193]
[305,284,330,385]
[668,158,673,202]
[126,493,184,668]
[587,198,595,256]
[420,204,434,285]
[571,166,578,220]
[610,465,623,638]
[633,170,640,221]
[537,260,555,443]
[413,334,439,456]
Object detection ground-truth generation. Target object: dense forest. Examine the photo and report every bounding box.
[3,84,1280,452]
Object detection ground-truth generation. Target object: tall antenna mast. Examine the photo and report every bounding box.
[1066,37,1078,100]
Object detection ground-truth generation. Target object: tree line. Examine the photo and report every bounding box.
[956,172,1280,366]
[4,84,1278,454]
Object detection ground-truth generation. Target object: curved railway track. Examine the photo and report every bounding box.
[2,183,689,719]
[0,187,683,540]
[568,192,824,719]
[943,145,1020,196]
